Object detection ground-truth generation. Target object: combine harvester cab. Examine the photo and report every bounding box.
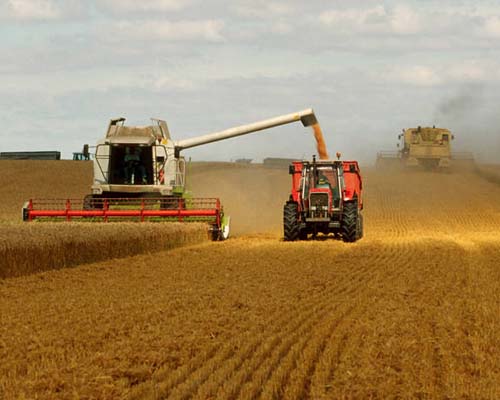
[284,156,363,242]
[377,126,474,170]
[23,109,319,241]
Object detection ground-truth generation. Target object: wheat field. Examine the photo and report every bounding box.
[0,161,499,399]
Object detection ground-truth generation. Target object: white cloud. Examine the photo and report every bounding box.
[152,76,196,91]
[234,1,296,18]
[97,0,191,13]
[390,5,420,34]
[395,66,442,86]
[271,21,293,35]
[108,19,225,42]
[5,0,61,20]
[448,63,486,82]
[320,5,421,35]
[482,16,500,37]
[387,60,500,87]
[319,6,387,34]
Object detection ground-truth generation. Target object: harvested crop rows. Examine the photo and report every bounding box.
[1,163,499,399]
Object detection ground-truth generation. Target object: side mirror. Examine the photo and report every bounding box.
[288,165,295,175]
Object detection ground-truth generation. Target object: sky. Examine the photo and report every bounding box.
[1,0,500,163]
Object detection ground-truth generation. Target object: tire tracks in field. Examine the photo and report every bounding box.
[266,241,409,399]
[209,242,408,399]
[129,248,379,399]
[230,262,380,400]
[305,240,413,399]
[130,169,500,399]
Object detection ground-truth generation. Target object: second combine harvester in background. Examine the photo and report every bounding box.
[377,126,474,170]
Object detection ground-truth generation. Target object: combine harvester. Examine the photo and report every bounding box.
[23,109,318,240]
[376,126,474,170]
[283,154,364,242]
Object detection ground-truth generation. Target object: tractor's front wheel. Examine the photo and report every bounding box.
[283,202,300,241]
[341,201,360,242]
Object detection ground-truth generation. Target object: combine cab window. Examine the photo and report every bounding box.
[108,145,153,184]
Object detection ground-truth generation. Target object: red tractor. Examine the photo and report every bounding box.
[283,156,364,242]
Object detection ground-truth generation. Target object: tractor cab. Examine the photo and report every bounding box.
[299,160,343,218]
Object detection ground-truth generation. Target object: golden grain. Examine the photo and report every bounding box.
[0,161,499,399]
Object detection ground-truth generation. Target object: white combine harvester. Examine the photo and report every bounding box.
[23,109,318,240]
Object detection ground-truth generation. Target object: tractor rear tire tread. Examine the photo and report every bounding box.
[341,201,359,242]
[283,202,299,241]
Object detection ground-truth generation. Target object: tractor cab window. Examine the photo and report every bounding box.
[316,167,337,188]
[317,166,341,207]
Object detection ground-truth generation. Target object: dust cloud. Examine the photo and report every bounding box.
[187,163,290,236]
[433,86,500,163]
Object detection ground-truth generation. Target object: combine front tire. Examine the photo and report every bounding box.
[160,196,185,210]
[83,194,95,210]
[341,201,360,243]
[283,202,300,241]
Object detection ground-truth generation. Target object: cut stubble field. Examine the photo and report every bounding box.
[0,161,499,399]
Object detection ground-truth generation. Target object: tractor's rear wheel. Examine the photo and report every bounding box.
[283,202,299,241]
[341,201,359,242]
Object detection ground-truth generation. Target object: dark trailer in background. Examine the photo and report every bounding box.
[0,151,61,160]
